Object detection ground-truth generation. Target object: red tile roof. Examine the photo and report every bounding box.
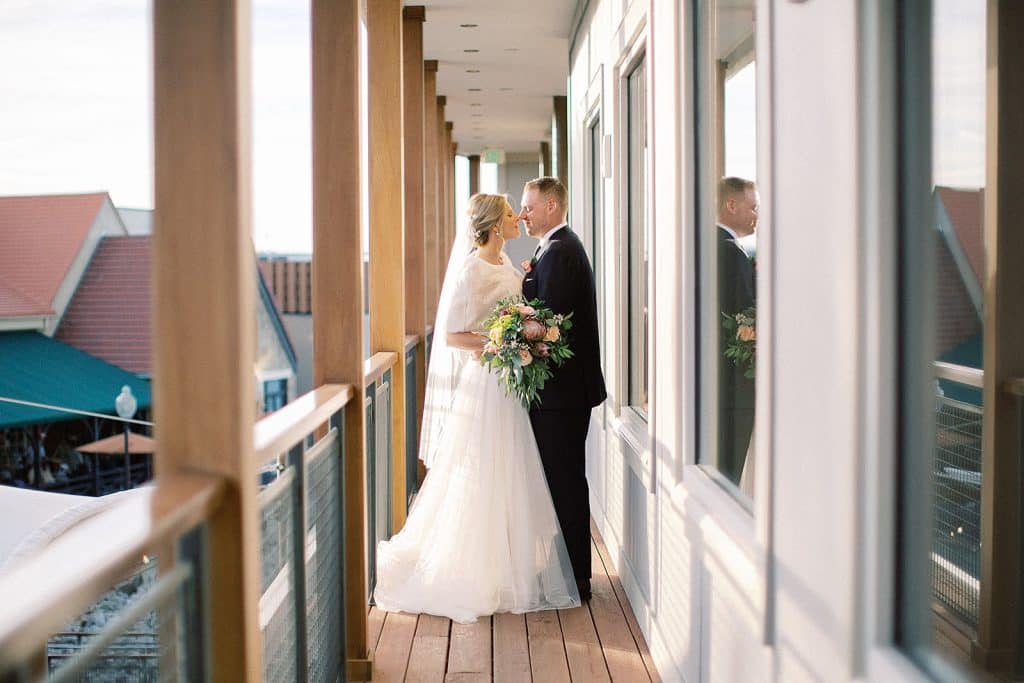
[56,236,152,374]
[937,187,984,284]
[0,193,108,317]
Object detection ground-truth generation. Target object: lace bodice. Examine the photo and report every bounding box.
[444,251,523,334]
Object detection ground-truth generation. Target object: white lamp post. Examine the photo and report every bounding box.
[115,386,137,489]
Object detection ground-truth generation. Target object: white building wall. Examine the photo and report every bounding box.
[570,0,929,681]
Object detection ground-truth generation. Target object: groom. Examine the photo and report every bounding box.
[519,177,606,600]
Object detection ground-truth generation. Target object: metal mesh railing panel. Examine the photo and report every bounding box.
[305,437,342,683]
[932,397,982,627]
[260,476,297,683]
[46,559,198,683]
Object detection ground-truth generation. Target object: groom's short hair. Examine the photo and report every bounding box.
[525,176,568,214]
[718,177,756,211]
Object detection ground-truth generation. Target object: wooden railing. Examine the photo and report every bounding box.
[0,473,224,680]
[0,384,355,681]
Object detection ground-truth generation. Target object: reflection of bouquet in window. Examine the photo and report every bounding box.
[722,306,756,379]
[479,296,574,407]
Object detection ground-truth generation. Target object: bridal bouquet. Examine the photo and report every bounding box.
[479,296,573,407]
[722,306,756,379]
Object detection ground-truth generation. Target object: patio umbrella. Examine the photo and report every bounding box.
[75,432,156,454]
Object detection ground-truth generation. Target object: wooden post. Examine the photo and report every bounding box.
[436,97,448,268]
[367,0,408,531]
[976,0,1024,674]
[554,95,568,187]
[403,7,427,451]
[424,61,440,324]
[152,0,260,678]
[446,122,455,248]
[468,154,480,196]
[311,0,371,678]
[540,140,552,177]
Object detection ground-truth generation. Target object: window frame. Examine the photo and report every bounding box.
[610,23,653,484]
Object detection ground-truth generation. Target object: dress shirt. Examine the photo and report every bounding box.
[534,222,568,260]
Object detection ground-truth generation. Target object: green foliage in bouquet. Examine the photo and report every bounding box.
[722,306,756,380]
[479,296,574,407]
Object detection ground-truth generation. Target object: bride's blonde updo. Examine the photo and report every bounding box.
[467,193,509,246]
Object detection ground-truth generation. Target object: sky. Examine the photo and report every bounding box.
[0,1,985,254]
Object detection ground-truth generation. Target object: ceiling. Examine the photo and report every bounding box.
[414,0,576,156]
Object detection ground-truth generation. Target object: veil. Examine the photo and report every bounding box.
[419,222,476,468]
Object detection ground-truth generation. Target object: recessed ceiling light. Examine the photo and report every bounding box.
[470,103,482,107]
[460,23,478,28]
[468,88,481,92]
[471,114,483,118]
[466,69,480,73]
[504,48,519,52]
[499,87,513,92]
[464,49,479,53]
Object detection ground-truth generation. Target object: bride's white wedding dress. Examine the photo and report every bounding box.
[373,251,580,623]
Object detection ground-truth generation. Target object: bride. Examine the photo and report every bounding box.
[372,193,580,623]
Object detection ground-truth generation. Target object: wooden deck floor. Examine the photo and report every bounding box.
[367,522,660,682]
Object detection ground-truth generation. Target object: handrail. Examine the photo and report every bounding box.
[253,383,354,463]
[1005,377,1024,397]
[365,351,398,386]
[933,361,984,389]
[0,473,225,667]
[404,334,419,353]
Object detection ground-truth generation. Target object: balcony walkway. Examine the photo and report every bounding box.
[368,522,660,682]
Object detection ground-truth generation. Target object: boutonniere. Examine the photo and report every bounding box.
[521,258,537,274]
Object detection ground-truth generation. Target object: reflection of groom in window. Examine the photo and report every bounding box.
[717,177,758,485]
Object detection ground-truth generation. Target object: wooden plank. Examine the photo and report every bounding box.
[492,613,530,683]
[151,1,260,677]
[447,617,492,680]
[558,605,610,682]
[368,606,387,653]
[526,611,569,683]
[252,384,353,461]
[311,0,368,671]
[373,611,419,682]
[588,543,650,682]
[593,527,660,682]
[407,614,450,682]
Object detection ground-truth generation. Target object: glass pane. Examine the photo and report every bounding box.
[589,120,605,343]
[627,58,648,416]
[695,0,759,495]
[900,0,988,672]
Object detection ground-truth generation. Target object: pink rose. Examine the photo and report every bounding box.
[521,260,533,273]
[517,304,536,316]
[535,342,550,357]
[519,349,533,365]
[544,326,560,342]
[522,319,547,341]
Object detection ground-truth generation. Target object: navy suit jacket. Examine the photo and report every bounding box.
[522,227,607,410]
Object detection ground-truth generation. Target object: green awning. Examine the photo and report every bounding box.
[0,332,151,429]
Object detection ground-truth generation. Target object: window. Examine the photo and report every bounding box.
[694,0,759,495]
[588,117,605,345]
[895,1,1016,676]
[263,378,288,413]
[626,56,648,417]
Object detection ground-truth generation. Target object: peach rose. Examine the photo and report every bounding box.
[522,319,547,341]
[737,325,755,342]
[519,349,533,365]
[535,342,551,357]
[517,304,536,316]
[544,326,560,342]
[520,260,533,273]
